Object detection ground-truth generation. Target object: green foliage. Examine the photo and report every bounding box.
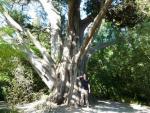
[8,10,27,26]
[83,0,145,28]
[136,0,150,17]
[0,0,5,12]
[88,21,150,105]
[1,59,47,104]
[84,0,102,17]
[0,42,24,79]
[0,108,18,113]
[3,64,36,105]
[33,30,50,52]
[0,41,47,104]
[27,30,50,57]
[0,26,15,36]
[0,42,25,60]
[106,0,144,28]
[93,21,113,44]
[0,42,23,101]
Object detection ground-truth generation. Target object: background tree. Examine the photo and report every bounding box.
[88,5,150,104]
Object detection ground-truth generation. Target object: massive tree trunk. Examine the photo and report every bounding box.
[2,0,112,105]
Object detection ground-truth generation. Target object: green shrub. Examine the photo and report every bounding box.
[0,42,48,104]
[87,21,150,105]
[3,62,47,105]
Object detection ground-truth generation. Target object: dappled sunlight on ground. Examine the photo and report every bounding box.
[1,100,150,113]
[53,100,150,113]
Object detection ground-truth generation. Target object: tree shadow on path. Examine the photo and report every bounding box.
[52,99,150,113]
[90,100,143,113]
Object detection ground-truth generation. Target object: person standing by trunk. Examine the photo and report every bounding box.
[79,73,90,107]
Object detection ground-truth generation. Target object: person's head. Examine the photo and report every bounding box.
[83,73,87,80]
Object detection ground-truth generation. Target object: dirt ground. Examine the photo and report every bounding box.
[14,99,150,113]
[51,100,150,113]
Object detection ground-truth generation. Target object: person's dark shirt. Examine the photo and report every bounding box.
[80,78,89,90]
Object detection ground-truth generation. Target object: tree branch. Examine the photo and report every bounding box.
[80,15,94,33]
[3,10,54,64]
[75,0,112,62]
[68,0,75,32]
[38,0,60,30]
[5,31,55,83]
[15,32,55,90]
[26,30,54,64]
[3,11,23,32]
[80,0,105,34]
[38,0,62,62]
[89,39,117,55]
[2,1,59,90]
[88,36,126,58]
[68,0,81,34]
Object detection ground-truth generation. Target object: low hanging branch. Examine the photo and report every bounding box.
[89,36,126,56]
[3,11,53,64]
[89,39,117,56]
[75,0,112,62]
[3,0,64,92]
[3,11,23,32]
[26,30,54,64]
[3,11,56,90]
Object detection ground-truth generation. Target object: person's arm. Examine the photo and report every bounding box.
[88,83,91,93]
[77,76,83,80]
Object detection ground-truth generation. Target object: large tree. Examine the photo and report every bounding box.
[0,0,145,105]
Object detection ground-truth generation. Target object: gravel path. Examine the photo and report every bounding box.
[52,100,150,113]
[15,100,150,113]
[1,100,150,113]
